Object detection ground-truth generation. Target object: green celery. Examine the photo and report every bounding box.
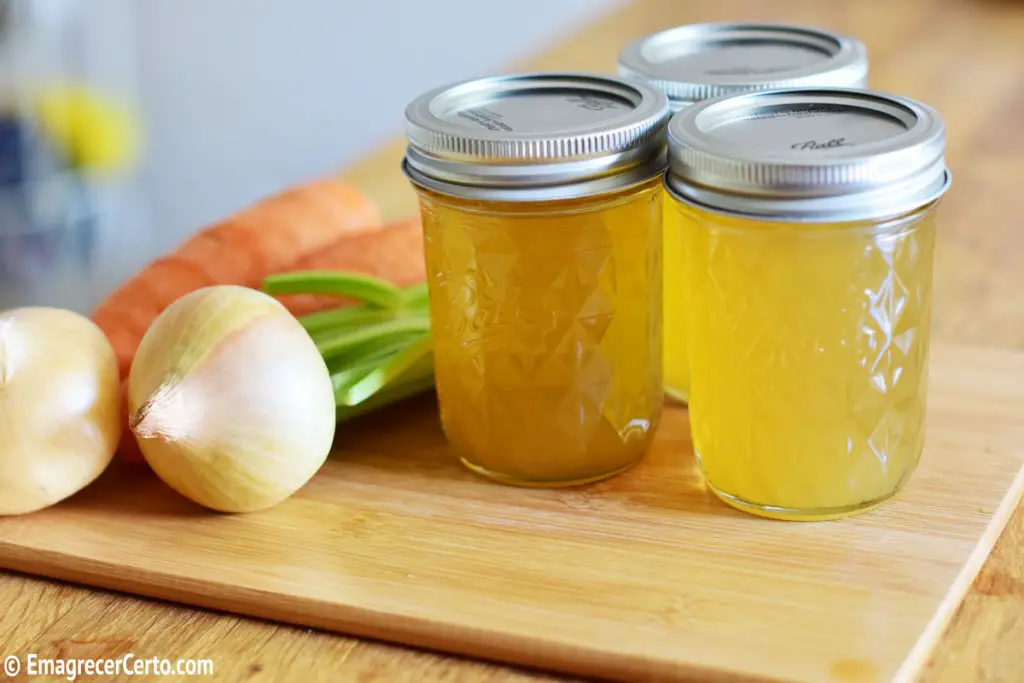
[299,305,397,335]
[326,336,406,372]
[323,333,424,374]
[316,317,430,361]
[300,287,428,336]
[327,333,429,402]
[401,283,430,309]
[263,271,404,309]
[265,271,438,421]
[335,374,436,424]
[330,356,390,403]
[338,335,434,406]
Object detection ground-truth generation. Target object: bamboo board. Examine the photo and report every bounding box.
[1,343,1022,683]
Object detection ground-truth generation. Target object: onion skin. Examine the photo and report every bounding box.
[0,307,122,515]
[128,286,336,513]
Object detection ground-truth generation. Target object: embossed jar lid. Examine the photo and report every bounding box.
[665,87,951,222]
[403,72,671,202]
[618,23,868,110]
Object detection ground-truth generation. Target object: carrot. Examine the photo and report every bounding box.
[92,177,382,380]
[112,216,426,464]
[273,216,425,317]
[92,178,392,464]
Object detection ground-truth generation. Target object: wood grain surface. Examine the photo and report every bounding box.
[1,0,1022,682]
[0,343,1022,683]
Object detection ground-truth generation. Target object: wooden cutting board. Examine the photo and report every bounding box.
[1,343,1022,683]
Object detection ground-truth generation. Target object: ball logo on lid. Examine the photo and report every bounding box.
[790,137,856,151]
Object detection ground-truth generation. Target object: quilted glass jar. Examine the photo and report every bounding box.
[618,23,869,403]
[403,73,670,487]
[665,88,950,520]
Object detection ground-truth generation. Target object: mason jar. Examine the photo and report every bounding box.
[618,23,869,404]
[665,88,950,520]
[402,73,670,487]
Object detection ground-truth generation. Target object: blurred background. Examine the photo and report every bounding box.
[1,0,1021,345]
[0,0,623,313]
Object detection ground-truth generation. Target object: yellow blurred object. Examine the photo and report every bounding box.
[32,84,140,174]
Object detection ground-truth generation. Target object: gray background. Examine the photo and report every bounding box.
[132,0,620,250]
[3,0,621,311]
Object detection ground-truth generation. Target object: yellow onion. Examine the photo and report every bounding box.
[0,307,121,515]
[128,285,336,512]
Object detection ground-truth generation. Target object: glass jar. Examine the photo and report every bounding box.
[618,23,869,403]
[0,0,93,312]
[0,0,142,313]
[403,73,670,487]
[665,88,950,520]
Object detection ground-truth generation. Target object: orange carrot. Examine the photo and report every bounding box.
[111,216,426,464]
[92,177,382,380]
[93,178,388,463]
[273,216,425,317]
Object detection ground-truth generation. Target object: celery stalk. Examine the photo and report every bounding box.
[330,360,381,396]
[401,283,430,309]
[299,306,398,334]
[316,317,430,360]
[298,285,428,335]
[263,271,404,309]
[338,335,434,406]
[335,374,436,423]
[327,333,428,399]
[323,333,424,374]
[265,271,438,419]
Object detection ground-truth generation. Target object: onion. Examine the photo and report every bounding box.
[128,285,336,513]
[0,307,121,515]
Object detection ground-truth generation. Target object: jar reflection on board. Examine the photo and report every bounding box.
[617,23,869,403]
[664,88,950,520]
[402,73,670,487]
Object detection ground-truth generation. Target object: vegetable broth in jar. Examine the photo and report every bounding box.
[618,23,869,403]
[403,73,670,487]
[665,88,950,520]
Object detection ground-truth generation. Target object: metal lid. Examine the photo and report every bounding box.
[618,23,868,109]
[402,72,671,202]
[665,88,950,222]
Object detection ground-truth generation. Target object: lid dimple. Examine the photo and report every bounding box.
[666,88,950,221]
[403,72,670,201]
[618,23,869,105]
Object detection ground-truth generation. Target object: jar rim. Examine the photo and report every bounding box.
[403,148,668,203]
[665,87,951,222]
[664,168,951,224]
[403,71,670,202]
[618,22,869,106]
